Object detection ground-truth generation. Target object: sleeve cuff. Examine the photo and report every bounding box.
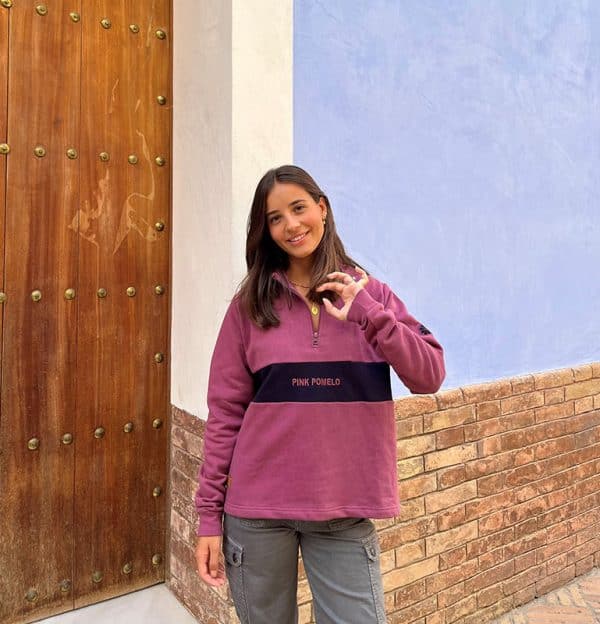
[196,513,223,537]
[347,288,382,326]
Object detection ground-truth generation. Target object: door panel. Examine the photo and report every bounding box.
[0,1,171,621]
[0,2,81,622]
[73,0,171,609]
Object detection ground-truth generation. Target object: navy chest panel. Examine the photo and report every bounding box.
[252,361,392,403]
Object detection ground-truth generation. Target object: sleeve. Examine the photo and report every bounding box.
[194,298,254,536]
[346,283,446,394]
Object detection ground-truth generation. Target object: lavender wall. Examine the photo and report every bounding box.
[294,0,600,395]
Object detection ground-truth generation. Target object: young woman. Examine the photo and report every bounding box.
[194,165,445,623]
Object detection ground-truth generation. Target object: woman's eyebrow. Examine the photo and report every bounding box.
[266,199,304,217]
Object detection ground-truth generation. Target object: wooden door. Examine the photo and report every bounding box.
[0,2,171,622]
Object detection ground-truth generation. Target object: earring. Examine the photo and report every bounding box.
[322,216,326,225]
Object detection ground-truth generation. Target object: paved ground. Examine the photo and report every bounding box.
[492,568,600,624]
[37,584,196,624]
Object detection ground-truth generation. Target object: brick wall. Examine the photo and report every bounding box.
[168,362,600,623]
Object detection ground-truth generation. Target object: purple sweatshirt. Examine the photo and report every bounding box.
[194,269,445,536]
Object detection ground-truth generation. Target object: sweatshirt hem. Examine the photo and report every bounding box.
[223,501,400,519]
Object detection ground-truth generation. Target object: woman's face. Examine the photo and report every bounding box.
[265,182,327,263]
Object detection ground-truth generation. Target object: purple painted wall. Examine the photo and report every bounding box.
[294,1,600,395]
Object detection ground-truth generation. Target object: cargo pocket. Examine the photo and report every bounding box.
[363,532,387,624]
[223,535,249,624]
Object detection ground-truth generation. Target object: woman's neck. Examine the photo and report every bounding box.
[286,257,314,287]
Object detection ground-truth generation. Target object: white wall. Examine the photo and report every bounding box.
[172,0,293,417]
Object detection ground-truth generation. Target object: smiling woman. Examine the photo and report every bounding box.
[193,164,446,623]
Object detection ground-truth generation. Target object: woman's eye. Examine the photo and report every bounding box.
[269,215,280,224]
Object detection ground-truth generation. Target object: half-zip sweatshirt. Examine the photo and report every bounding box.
[194,268,445,536]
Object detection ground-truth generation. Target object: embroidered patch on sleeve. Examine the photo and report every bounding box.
[418,324,432,335]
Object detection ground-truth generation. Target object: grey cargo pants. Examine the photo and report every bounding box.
[222,512,387,623]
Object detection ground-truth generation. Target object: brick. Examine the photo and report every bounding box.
[438,582,466,607]
[395,395,438,418]
[534,400,575,423]
[397,415,424,438]
[513,517,538,539]
[444,593,477,623]
[513,550,536,573]
[544,387,565,405]
[425,481,478,514]
[437,465,467,489]
[460,597,514,624]
[389,595,437,623]
[436,388,465,410]
[505,497,548,525]
[502,564,544,596]
[568,539,599,565]
[467,527,514,559]
[439,545,466,570]
[380,517,438,550]
[504,530,547,558]
[574,396,594,414]
[477,582,504,608]
[477,473,506,497]
[397,434,436,459]
[426,521,478,556]
[565,378,600,400]
[399,497,426,521]
[383,556,439,590]
[426,559,479,593]
[511,375,535,393]
[465,451,514,479]
[462,380,513,403]
[478,510,506,536]
[534,435,575,460]
[500,391,544,415]
[424,443,478,471]
[399,473,437,500]
[513,446,536,465]
[565,410,600,433]
[435,427,465,449]
[396,539,426,567]
[592,362,600,378]
[476,400,502,420]
[505,462,543,487]
[437,505,466,531]
[536,535,576,563]
[393,579,426,608]
[465,491,513,521]
[575,554,594,575]
[423,405,476,432]
[532,369,574,389]
[397,456,425,479]
[171,424,204,459]
[464,560,514,594]
[535,563,575,596]
[546,552,569,575]
[572,363,593,381]
[478,547,506,571]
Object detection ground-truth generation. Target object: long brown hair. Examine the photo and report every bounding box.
[238,164,363,328]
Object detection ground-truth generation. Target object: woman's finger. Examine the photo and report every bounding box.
[322,298,344,320]
[355,266,369,283]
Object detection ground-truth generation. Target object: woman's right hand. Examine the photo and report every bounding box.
[195,535,226,587]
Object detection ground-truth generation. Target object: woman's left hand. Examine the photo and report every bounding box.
[316,266,369,321]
